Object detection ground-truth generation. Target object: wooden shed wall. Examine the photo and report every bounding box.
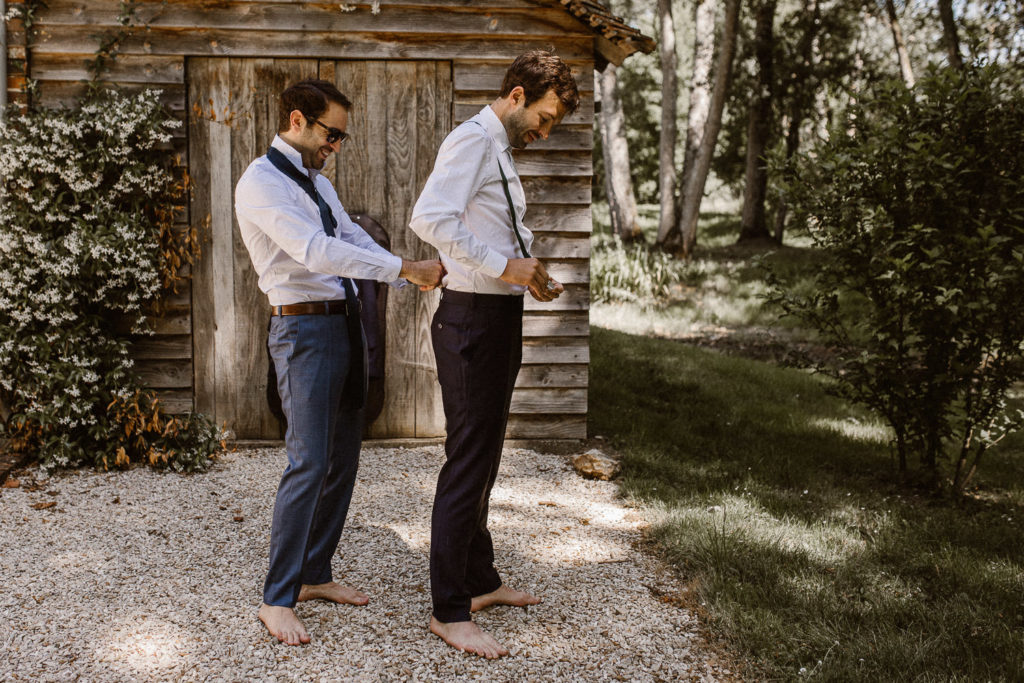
[16,0,595,439]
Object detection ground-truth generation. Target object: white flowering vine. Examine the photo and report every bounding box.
[0,89,222,471]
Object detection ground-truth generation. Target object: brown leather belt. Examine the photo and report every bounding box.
[270,299,357,316]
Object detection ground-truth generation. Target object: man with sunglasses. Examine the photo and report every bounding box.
[235,79,443,646]
[410,51,580,659]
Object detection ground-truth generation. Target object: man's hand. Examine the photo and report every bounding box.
[401,259,445,290]
[500,257,563,302]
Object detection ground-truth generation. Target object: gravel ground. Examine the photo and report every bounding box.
[1,446,735,682]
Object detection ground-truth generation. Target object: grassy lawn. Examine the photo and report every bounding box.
[588,204,1024,680]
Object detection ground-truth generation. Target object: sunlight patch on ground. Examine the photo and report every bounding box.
[387,522,430,550]
[810,416,890,444]
[663,495,871,567]
[94,618,185,675]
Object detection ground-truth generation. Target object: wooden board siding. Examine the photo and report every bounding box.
[27,1,596,440]
[325,59,452,438]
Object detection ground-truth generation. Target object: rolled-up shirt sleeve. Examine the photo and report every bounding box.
[409,129,509,279]
[236,173,402,283]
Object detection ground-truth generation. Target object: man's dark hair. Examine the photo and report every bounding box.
[498,50,580,115]
[279,79,352,133]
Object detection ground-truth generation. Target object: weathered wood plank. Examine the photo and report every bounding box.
[144,311,191,335]
[130,335,192,360]
[522,177,590,205]
[506,414,586,439]
[136,359,192,389]
[335,60,386,440]
[453,60,593,93]
[207,65,238,435]
[509,388,586,414]
[522,285,589,312]
[537,260,588,284]
[515,364,587,388]
[229,58,283,439]
[32,27,593,62]
[522,311,589,337]
[455,95,592,126]
[335,61,389,219]
[525,205,593,233]
[35,81,185,110]
[154,389,194,415]
[380,60,420,438]
[31,52,185,83]
[37,2,591,36]
[510,150,592,177]
[172,0,557,7]
[187,58,219,419]
[515,125,593,152]
[521,337,590,363]
[244,57,319,439]
[530,234,590,259]
[412,60,449,437]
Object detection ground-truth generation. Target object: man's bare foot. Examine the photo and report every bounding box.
[297,581,369,606]
[258,604,310,646]
[471,584,541,613]
[430,617,509,659]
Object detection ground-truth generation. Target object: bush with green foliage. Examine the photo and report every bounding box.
[0,89,223,471]
[771,65,1024,494]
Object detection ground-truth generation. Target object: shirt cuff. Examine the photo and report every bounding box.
[478,250,509,279]
[382,254,404,282]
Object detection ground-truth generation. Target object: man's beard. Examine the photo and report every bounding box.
[505,108,533,149]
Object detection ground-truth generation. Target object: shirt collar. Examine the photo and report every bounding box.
[477,106,512,153]
[271,135,320,181]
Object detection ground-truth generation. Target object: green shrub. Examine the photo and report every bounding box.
[0,89,223,472]
[771,65,1024,494]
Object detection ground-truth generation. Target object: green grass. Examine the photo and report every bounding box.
[589,327,1024,681]
[591,203,823,341]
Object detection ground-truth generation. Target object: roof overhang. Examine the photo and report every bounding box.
[557,0,656,68]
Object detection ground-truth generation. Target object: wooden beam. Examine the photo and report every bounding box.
[36,2,591,37]
[453,60,593,93]
[521,337,589,363]
[515,364,587,388]
[455,95,592,125]
[522,177,590,205]
[510,388,586,414]
[526,204,593,233]
[506,414,586,439]
[31,52,184,83]
[31,27,593,62]
[522,311,589,337]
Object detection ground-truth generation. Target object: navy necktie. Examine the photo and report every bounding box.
[266,146,366,410]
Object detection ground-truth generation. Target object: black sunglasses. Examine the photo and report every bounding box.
[309,117,350,145]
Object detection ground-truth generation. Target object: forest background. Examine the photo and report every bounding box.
[588,1,1024,679]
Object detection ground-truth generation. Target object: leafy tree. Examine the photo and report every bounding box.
[771,65,1024,494]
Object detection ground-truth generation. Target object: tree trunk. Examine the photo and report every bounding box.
[884,0,916,87]
[658,0,714,249]
[773,0,821,241]
[738,0,778,244]
[597,63,642,241]
[656,0,678,243]
[937,0,964,70]
[678,0,742,257]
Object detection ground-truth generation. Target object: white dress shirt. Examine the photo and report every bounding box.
[235,135,404,306]
[409,106,533,295]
